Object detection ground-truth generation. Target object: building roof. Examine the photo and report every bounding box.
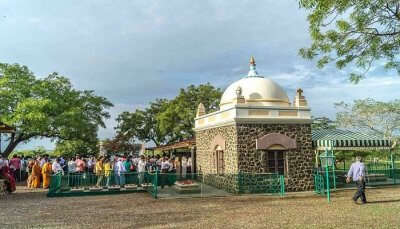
[150,138,196,152]
[312,129,392,151]
[0,122,14,133]
[219,57,290,109]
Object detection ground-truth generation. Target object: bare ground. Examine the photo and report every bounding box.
[1,186,400,229]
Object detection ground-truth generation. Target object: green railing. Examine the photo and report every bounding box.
[48,171,286,198]
[237,172,285,196]
[315,167,400,193]
[47,171,156,197]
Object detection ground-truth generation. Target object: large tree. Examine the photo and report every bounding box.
[115,99,168,147]
[299,0,400,83]
[335,98,400,141]
[54,139,99,158]
[0,63,113,157]
[115,83,222,146]
[101,135,142,155]
[157,83,222,142]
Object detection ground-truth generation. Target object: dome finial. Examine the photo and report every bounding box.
[250,56,256,65]
[247,56,261,77]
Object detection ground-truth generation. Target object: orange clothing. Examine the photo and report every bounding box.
[31,162,41,188]
[41,162,52,189]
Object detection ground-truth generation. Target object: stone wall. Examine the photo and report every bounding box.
[236,123,314,192]
[195,123,314,192]
[195,125,239,192]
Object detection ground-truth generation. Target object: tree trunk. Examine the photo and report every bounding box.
[3,139,20,158]
[2,133,25,158]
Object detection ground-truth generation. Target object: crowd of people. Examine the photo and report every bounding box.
[0,153,193,193]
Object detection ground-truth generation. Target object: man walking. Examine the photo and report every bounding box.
[346,156,367,204]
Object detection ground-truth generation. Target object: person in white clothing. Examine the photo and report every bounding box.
[115,157,126,187]
[181,156,187,178]
[52,158,64,175]
[137,155,146,186]
[68,158,76,173]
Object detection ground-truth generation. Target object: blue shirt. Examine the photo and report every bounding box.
[347,161,366,181]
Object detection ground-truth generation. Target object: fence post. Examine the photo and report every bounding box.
[325,165,330,202]
[280,175,285,196]
[154,170,158,199]
[332,166,336,191]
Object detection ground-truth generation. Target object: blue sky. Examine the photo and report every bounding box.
[1,1,400,150]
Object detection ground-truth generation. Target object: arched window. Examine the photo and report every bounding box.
[214,145,224,175]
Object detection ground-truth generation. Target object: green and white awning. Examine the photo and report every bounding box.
[312,129,392,151]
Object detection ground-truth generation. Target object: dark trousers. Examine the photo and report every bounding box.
[353,180,366,203]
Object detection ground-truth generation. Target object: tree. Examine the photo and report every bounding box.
[53,140,99,158]
[115,99,169,147]
[157,83,222,143]
[299,1,400,83]
[312,116,337,130]
[335,98,400,141]
[115,83,222,146]
[101,136,142,155]
[0,63,113,157]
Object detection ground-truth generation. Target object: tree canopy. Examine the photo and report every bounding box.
[115,83,222,146]
[299,0,400,83]
[335,98,400,142]
[0,63,113,157]
[53,140,99,158]
[311,116,337,130]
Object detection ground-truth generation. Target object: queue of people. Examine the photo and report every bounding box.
[0,153,193,193]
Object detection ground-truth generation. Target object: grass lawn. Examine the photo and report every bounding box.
[1,186,400,228]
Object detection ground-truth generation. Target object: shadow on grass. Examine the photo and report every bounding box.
[366,199,400,204]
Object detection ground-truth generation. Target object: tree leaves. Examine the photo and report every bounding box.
[335,98,400,141]
[115,83,222,146]
[0,63,113,157]
[299,0,400,83]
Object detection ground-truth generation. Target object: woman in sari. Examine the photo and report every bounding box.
[41,159,52,189]
[0,157,16,193]
[31,160,41,188]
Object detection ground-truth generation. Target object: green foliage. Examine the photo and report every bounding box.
[115,83,222,146]
[299,1,400,83]
[0,63,113,157]
[115,99,169,146]
[335,98,400,141]
[157,83,222,142]
[312,116,336,130]
[9,146,51,159]
[54,140,99,158]
[101,136,142,155]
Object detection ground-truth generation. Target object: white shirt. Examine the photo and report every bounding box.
[138,159,146,172]
[52,162,63,174]
[116,160,126,175]
[40,158,46,167]
[161,161,170,170]
[68,161,76,173]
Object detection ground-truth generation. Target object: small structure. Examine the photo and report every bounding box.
[194,57,314,192]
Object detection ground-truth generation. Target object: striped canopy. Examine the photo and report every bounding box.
[312,129,392,151]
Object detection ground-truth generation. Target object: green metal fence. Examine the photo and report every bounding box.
[47,171,155,197]
[314,167,400,195]
[48,171,285,198]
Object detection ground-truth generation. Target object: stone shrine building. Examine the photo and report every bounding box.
[194,57,314,192]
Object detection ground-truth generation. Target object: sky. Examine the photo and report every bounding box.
[1,0,400,150]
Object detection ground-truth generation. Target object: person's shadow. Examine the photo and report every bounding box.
[366,199,400,204]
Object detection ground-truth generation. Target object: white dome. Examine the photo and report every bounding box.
[220,77,290,109]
